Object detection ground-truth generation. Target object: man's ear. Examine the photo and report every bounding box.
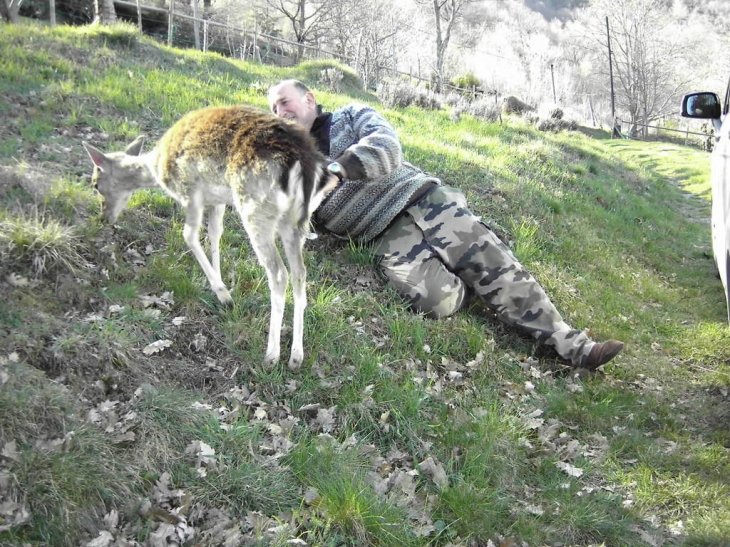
[304,92,316,107]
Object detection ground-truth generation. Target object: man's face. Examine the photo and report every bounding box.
[268,83,317,130]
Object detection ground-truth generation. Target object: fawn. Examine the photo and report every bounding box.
[83,105,337,369]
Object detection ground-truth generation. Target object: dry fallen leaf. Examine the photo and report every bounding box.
[108,304,124,315]
[313,406,337,433]
[556,461,583,478]
[6,273,30,287]
[418,456,449,489]
[85,530,114,547]
[142,339,173,355]
[1,440,19,461]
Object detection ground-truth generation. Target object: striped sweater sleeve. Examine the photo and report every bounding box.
[315,103,440,242]
[332,104,403,182]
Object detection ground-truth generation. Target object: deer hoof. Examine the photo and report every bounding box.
[215,288,234,307]
[262,353,280,370]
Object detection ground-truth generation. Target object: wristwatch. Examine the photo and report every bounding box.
[327,162,345,181]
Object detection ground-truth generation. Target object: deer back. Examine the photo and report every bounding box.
[153,105,328,228]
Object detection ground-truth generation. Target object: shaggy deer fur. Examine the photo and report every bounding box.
[83,105,336,369]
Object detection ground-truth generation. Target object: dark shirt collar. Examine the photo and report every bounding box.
[310,105,332,157]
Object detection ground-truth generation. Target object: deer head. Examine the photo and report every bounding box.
[82,136,153,224]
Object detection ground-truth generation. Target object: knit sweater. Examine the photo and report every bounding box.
[313,103,440,242]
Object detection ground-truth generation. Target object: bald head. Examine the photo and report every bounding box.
[268,79,319,131]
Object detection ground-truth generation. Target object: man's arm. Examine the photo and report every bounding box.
[333,104,404,182]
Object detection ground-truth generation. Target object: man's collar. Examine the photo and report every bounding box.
[309,105,332,156]
[310,105,329,133]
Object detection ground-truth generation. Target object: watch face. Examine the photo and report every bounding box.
[328,163,343,179]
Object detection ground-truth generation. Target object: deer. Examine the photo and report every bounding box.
[82,105,338,370]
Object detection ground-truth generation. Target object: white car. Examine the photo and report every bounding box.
[682,79,730,321]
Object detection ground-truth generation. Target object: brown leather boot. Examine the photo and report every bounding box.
[580,340,624,370]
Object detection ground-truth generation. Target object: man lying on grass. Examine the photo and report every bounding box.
[267,79,624,370]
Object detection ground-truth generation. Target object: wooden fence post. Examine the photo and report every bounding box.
[253,19,261,63]
[192,0,200,50]
[167,0,174,47]
[135,0,142,31]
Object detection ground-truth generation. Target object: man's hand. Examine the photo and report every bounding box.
[322,173,341,195]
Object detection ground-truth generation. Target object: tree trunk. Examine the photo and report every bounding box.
[1,0,23,22]
[430,0,461,94]
[432,0,444,93]
[296,0,306,61]
[99,0,117,24]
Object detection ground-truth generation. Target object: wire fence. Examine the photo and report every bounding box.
[614,118,714,151]
[47,0,495,99]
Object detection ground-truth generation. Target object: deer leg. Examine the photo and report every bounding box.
[279,222,307,370]
[183,193,233,305]
[244,220,287,367]
[207,204,226,278]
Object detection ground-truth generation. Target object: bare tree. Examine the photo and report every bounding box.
[573,0,691,134]
[326,0,408,88]
[264,0,337,60]
[415,0,478,93]
[0,0,24,22]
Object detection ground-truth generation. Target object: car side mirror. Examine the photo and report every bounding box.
[681,92,721,119]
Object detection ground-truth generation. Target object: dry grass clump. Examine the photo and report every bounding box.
[0,208,90,276]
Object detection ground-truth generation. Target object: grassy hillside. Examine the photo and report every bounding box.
[0,20,728,547]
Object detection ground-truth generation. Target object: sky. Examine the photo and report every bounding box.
[523,0,588,20]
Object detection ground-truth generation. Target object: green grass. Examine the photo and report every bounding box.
[0,20,728,547]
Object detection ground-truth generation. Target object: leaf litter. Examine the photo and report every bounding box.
[0,332,662,545]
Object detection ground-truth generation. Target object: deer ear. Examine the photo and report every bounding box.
[125,136,145,156]
[82,142,109,171]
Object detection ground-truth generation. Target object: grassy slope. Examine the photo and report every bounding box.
[0,21,728,547]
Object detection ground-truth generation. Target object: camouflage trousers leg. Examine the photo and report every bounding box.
[372,186,594,366]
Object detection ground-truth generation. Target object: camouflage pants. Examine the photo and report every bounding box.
[372,186,593,366]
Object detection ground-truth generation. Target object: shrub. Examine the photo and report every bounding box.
[502,96,534,116]
[377,78,414,109]
[549,107,564,120]
[451,97,501,123]
[443,92,465,108]
[413,88,442,110]
[378,78,442,110]
[537,118,578,133]
[296,60,362,94]
[450,72,481,92]
[319,67,344,93]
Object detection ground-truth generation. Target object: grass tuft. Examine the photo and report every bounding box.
[0,208,90,276]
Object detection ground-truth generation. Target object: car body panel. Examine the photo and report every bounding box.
[682,84,730,321]
[712,114,730,321]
